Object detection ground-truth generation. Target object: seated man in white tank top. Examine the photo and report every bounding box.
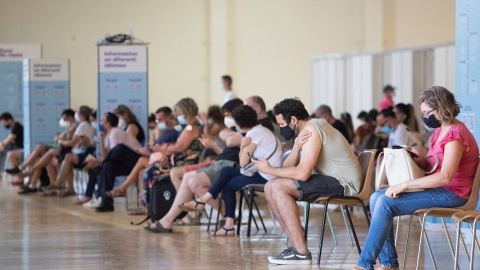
[253,98,362,265]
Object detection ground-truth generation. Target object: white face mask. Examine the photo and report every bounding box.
[59,118,71,128]
[91,121,97,130]
[224,117,236,128]
[118,118,127,129]
[74,112,81,122]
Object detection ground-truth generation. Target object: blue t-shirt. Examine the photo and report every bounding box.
[154,129,179,145]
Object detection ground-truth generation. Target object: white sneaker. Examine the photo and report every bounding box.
[83,197,102,208]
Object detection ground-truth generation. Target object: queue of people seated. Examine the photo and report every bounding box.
[1,85,478,268]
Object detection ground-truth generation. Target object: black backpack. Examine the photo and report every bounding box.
[131,175,186,225]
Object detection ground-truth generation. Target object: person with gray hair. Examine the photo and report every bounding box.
[245,95,274,132]
[315,104,350,142]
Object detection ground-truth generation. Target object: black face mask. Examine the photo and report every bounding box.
[280,123,296,141]
[4,124,11,129]
[423,114,441,129]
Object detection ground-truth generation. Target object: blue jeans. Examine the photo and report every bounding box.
[357,188,468,269]
[208,167,267,219]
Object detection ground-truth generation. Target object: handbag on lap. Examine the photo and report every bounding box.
[375,146,439,192]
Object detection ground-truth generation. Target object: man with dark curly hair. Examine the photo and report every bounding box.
[252,98,362,265]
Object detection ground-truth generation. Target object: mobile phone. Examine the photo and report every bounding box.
[98,124,105,132]
[247,152,259,161]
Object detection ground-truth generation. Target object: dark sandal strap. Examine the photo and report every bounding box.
[194,199,206,208]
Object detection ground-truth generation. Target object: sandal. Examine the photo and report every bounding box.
[173,214,201,226]
[106,188,126,197]
[40,190,57,197]
[178,199,206,212]
[43,184,63,190]
[74,196,92,205]
[143,220,172,233]
[58,190,76,197]
[18,186,37,195]
[212,226,235,236]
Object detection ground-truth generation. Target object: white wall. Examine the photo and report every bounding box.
[0,0,456,114]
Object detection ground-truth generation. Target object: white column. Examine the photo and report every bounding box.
[208,0,228,106]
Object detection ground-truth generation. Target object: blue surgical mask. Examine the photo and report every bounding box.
[174,124,183,132]
[177,115,187,125]
[235,126,244,134]
[157,122,167,130]
[220,84,226,91]
[381,126,393,134]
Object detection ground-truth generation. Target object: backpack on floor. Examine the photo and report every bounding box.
[131,175,186,225]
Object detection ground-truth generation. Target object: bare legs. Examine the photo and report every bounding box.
[109,156,149,196]
[52,153,78,192]
[153,171,222,229]
[6,149,22,168]
[265,178,308,254]
[170,166,186,191]
[19,145,45,170]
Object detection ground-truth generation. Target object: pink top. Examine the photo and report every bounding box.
[426,122,479,199]
[379,97,395,111]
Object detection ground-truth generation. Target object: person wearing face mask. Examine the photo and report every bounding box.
[114,104,145,145]
[0,112,23,175]
[160,105,283,234]
[104,106,180,200]
[144,99,244,228]
[138,98,205,213]
[377,108,418,147]
[8,109,79,193]
[353,87,480,270]
[248,98,362,265]
[221,75,237,105]
[43,106,96,196]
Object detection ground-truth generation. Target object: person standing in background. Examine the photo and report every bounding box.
[0,112,23,174]
[221,75,237,104]
[379,85,395,111]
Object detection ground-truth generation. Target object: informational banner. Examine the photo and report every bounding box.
[456,0,480,212]
[0,44,41,141]
[23,59,70,156]
[98,45,148,145]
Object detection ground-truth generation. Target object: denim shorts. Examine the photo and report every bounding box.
[293,174,345,203]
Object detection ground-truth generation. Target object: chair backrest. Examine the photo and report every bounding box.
[356,149,377,201]
[460,156,480,210]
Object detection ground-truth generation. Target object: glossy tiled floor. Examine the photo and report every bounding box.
[0,178,479,270]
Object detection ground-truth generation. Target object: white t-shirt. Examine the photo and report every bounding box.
[388,122,415,147]
[223,90,237,104]
[247,125,283,180]
[72,121,95,154]
[105,127,142,152]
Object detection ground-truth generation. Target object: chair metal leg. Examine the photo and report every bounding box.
[251,193,267,233]
[402,215,413,270]
[213,194,222,233]
[304,203,310,241]
[441,217,456,260]
[416,215,438,270]
[395,216,401,247]
[247,187,255,237]
[454,221,461,270]
[340,206,352,246]
[326,211,338,245]
[316,201,329,265]
[207,205,214,233]
[236,190,244,235]
[470,218,479,270]
[345,206,361,254]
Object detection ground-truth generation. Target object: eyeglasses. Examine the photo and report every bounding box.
[421,109,436,118]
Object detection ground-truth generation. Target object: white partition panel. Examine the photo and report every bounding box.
[386,50,414,105]
[346,54,374,128]
[311,55,345,114]
[434,44,455,93]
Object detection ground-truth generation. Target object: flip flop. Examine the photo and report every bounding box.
[58,191,76,197]
[143,220,172,233]
[211,226,235,236]
[178,199,206,212]
[106,188,126,198]
[18,186,37,195]
[74,197,92,205]
[173,214,201,226]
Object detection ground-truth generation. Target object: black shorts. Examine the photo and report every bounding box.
[293,174,345,203]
